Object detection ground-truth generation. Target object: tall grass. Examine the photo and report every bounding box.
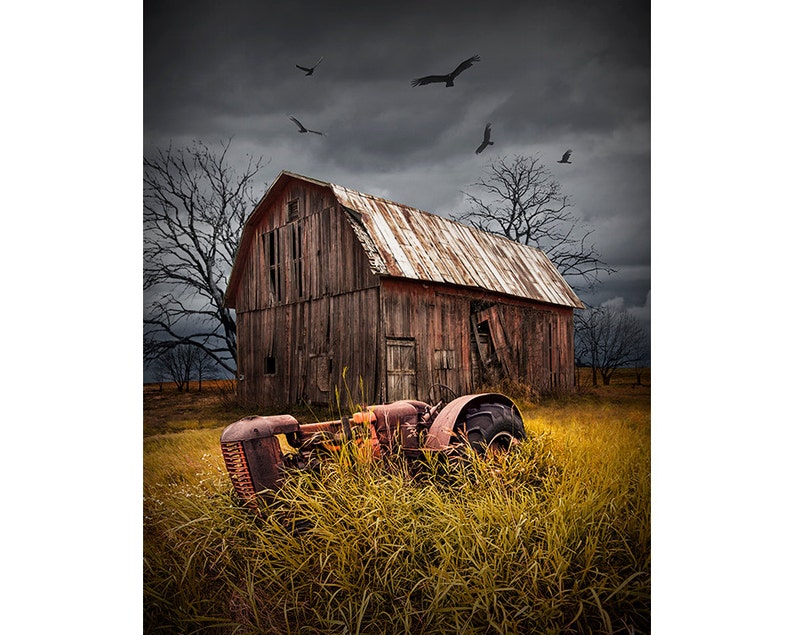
[144,396,650,634]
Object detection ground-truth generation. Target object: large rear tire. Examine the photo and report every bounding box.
[453,401,525,455]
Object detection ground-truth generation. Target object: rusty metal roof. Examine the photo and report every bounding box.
[227,171,584,309]
[328,181,583,309]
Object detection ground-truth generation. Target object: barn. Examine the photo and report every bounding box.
[224,170,584,408]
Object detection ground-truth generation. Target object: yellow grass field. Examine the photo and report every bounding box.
[144,370,650,633]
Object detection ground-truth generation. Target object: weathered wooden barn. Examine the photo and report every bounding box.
[224,171,584,407]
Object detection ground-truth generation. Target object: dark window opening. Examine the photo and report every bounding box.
[287,199,299,221]
[265,230,282,303]
[477,320,496,360]
[264,356,276,375]
[290,222,304,299]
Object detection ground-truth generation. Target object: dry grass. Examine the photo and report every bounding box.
[144,379,347,437]
[144,379,250,436]
[143,369,650,634]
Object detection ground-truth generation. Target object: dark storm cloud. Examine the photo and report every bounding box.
[145,0,650,314]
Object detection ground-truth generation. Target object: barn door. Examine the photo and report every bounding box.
[386,338,416,401]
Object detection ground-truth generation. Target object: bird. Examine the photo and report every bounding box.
[557,149,573,164]
[411,54,481,87]
[289,116,324,135]
[475,123,494,154]
[296,57,323,76]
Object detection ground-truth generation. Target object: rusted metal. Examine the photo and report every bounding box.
[368,400,423,455]
[221,414,301,441]
[425,393,521,451]
[220,393,526,504]
[220,414,302,498]
[330,182,584,309]
[220,440,258,509]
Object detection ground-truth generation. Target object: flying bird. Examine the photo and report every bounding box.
[296,57,323,76]
[557,149,573,164]
[411,54,481,87]
[475,123,493,154]
[289,116,324,135]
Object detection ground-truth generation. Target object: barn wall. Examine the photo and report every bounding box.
[234,181,381,407]
[231,177,578,407]
[380,279,576,401]
[236,288,381,408]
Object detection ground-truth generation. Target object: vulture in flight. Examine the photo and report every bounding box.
[557,149,573,164]
[475,123,493,154]
[289,116,324,135]
[411,54,481,87]
[296,57,323,75]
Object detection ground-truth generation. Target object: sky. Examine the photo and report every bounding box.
[144,0,651,320]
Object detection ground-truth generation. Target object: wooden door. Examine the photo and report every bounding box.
[386,338,416,401]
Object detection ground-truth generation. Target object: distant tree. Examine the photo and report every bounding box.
[155,344,199,392]
[631,327,651,386]
[456,155,614,292]
[192,347,218,391]
[575,304,648,386]
[150,357,168,391]
[144,139,265,375]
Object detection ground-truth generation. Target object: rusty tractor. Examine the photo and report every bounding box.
[220,390,526,508]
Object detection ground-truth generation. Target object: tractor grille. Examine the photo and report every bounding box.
[221,440,257,509]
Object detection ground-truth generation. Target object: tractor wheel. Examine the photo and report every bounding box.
[454,401,526,456]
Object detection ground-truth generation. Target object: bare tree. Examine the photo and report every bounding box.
[192,347,218,391]
[150,357,168,392]
[455,155,614,291]
[144,139,265,375]
[155,344,200,392]
[575,304,648,386]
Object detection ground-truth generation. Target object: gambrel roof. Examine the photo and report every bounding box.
[226,171,584,309]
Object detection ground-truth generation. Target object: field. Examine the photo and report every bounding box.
[144,371,650,634]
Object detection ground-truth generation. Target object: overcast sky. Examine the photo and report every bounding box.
[144,0,650,317]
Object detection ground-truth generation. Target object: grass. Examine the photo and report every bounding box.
[144,370,650,634]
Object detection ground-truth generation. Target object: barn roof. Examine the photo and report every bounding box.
[226,171,584,309]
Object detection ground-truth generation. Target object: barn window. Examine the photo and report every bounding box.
[287,199,299,221]
[264,230,282,303]
[264,356,276,375]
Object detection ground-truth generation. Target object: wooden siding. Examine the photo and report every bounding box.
[234,180,379,313]
[230,176,579,407]
[234,180,382,407]
[237,288,381,407]
[379,278,575,400]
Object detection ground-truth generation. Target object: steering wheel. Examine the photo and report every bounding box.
[426,383,458,411]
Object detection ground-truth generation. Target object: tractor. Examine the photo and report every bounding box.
[220,389,526,508]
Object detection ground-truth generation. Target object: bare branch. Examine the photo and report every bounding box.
[455,154,615,292]
[574,305,649,385]
[143,139,265,376]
